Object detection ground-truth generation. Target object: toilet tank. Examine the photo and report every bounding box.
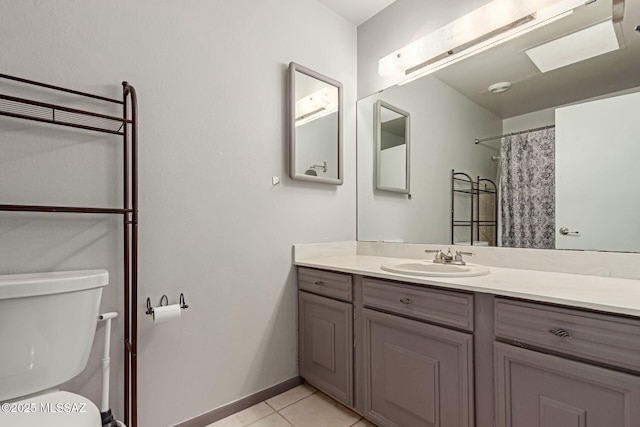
[0,270,108,402]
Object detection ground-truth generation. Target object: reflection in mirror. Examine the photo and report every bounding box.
[358,0,640,252]
[376,100,410,193]
[289,62,343,185]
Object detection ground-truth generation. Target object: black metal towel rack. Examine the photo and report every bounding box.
[0,73,139,427]
[451,170,497,246]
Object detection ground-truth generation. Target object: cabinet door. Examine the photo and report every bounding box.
[363,309,474,427]
[299,291,353,406]
[495,342,640,427]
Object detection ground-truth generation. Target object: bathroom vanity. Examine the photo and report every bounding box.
[295,249,640,427]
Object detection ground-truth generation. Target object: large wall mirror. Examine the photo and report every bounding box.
[289,62,343,185]
[375,100,411,194]
[357,0,640,252]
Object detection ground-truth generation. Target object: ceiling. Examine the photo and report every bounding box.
[432,0,640,118]
[317,0,396,26]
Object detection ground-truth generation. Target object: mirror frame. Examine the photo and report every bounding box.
[288,62,343,185]
[375,100,411,194]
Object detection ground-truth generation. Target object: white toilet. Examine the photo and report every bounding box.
[0,270,109,426]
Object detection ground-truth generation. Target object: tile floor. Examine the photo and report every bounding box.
[206,384,376,427]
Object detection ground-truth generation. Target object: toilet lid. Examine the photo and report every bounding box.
[0,391,101,426]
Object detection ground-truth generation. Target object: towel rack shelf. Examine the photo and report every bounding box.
[451,170,497,246]
[0,73,139,427]
[0,204,133,214]
[0,93,130,135]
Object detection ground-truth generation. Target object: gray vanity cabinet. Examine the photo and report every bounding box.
[363,309,474,427]
[494,298,640,427]
[298,268,353,406]
[361,278,474,427]
[495,343,640,427]
[297,266,640,427]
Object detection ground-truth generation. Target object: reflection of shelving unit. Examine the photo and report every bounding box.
[0,74,139,427]
[451,170,497,246]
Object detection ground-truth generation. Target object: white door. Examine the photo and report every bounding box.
[555,92,640,251]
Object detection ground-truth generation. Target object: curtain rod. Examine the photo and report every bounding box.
[474,124,555,144]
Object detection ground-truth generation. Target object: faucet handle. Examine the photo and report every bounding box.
[424,249,442,261]
[454,250,474,264]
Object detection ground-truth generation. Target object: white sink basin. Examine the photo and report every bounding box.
[380,260,490,277]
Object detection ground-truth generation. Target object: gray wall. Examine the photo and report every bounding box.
[503,109,556,133]
[295,112,339,178]
[357,75,501,244]
[357,0,492,98]
[0,1,356,426]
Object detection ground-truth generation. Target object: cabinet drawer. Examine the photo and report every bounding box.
[495,298,640,372]
[362,278,474,331]
[298,267,352,302]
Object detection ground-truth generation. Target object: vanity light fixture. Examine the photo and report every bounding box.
[382,0,588,86]
[295,88,338,126]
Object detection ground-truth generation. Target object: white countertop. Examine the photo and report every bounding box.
[295,254,640,317]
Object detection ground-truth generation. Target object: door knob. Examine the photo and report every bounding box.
[559,227,580,236]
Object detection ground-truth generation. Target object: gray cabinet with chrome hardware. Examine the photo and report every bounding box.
[297,267,640,427]
[299,269,478,426]
[362,278,474,330]
[494,298,640,427]
[361,278,474,427]
[298,268,353,406]
[298,267,352,301]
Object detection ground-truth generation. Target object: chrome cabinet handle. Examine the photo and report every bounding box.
[399,298,413,305]
[549,328,573,339]
[314,281,324,286]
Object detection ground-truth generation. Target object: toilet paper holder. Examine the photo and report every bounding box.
[145,293,189,315]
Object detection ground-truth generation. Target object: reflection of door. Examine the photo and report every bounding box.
[555,92,640,252]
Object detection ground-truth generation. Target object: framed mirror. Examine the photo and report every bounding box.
[289,62,343,185]
[375,100,410,193]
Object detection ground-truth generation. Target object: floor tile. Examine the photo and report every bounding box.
[279,393,361,427]
[207,402,274,427]
[350,420,376,427]
[266,384,317,411]
[248,412,294,427]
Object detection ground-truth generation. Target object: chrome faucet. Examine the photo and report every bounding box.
[424,248,453,264]
[440,248,454,263]
[425,248,473,265]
